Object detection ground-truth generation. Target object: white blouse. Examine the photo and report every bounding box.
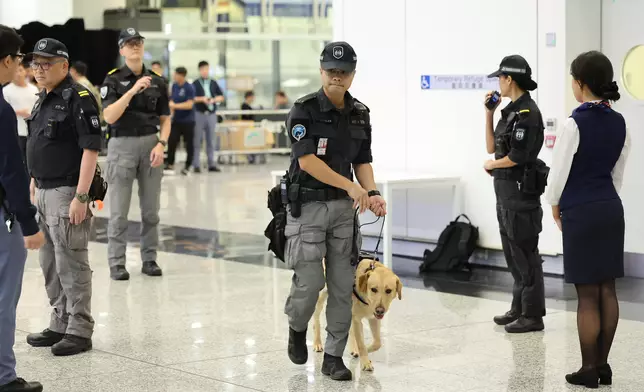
[545,116,631,206]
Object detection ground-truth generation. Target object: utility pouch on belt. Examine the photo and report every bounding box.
[288,184,301,218]
[264,172,289,262]
[519,159,550,195]
[88,166,108,202]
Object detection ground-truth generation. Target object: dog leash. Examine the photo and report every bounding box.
[351,206,386,266]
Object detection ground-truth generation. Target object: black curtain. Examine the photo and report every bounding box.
[17,18,120,86]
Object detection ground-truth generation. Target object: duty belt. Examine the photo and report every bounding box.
[34,176,78,190]
[492,168,522,181]
[299,187,349,202]
[111,126,158,138]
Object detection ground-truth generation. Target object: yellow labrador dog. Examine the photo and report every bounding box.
[312,258,402,371]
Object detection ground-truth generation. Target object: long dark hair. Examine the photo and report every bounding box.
[570,51,620,101]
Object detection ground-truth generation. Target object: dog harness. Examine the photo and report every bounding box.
[352,261,377,306]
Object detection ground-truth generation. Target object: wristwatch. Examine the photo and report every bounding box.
[75,193,90,203]
[157,139,167,147]
[368,190,381,197]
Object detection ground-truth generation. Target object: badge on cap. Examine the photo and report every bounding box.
[515,128,525,141]
[127,28,136,35]
[333,46,344,60]
[37,39,47,51]
[291,124,306,141]
[100,86,108,99]
[317,138,328,156]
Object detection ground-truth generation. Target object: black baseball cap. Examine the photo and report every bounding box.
[320,41,357,72]
[29,38,69,59]
[118,27,145,47]
[488,55,538,91]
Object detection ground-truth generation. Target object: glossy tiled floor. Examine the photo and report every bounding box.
[13,156,644,391]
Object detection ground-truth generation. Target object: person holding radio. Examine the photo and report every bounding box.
[483,55,547,334]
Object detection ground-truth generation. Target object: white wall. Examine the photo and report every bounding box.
[333,0,608,256]
[0,0,73,28]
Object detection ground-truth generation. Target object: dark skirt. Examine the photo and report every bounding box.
[561,198,625,284]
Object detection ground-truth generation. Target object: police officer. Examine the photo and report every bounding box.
[284,41,387,381]
[101,28,171,280]
[484,55,546,333]
[24,38,101,356]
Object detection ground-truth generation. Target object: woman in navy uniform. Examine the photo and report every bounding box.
[546,51,629,388]
[484,55,546,333]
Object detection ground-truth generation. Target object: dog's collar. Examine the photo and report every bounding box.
[353,285,369,305]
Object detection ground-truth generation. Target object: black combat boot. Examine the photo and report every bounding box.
[26,329,65,347]
[321,353,352,381]
[287,327,307,365]
[110,265,130,281]
[0,378,43,392]
[51,335,92,356]
[142,261,162,276]
[493,310,520,326]
[505,316,544,333]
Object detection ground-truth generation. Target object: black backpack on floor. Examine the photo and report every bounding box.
[419,214,479,273]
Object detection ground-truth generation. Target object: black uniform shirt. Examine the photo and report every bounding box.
[493,92,545,208]
[26,75,102,189]
[286,88,372,189]
[101,65,170,137]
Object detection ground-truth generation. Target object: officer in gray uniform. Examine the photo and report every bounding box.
[484,55,547,333]
[101,28,171,280]
[24,38,101,356]
[284,41,387,381]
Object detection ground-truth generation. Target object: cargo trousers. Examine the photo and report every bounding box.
[284,198,358,357]
[35,186,94,338]
[106,135,163,268]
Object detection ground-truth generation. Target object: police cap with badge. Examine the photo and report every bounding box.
[29,38,69,60]
[118,27,145,47]
[320,41,357,73]
[487,55,537,91]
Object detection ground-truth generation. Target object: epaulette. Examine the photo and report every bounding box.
[353,98,370,112]
[71,84,92,99]
[518,109,530,114]
[151,70,162,77]
[107,68,119,75]
[294,92,317,105]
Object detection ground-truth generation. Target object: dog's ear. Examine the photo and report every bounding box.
[358,272,370,293]
[396,277,403,300]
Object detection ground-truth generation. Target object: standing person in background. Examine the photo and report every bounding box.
[3,61,39,165]
[192,60,224,173]
[484,55,547,334]
[546,51,630,388]
[70,61,102,121]
[166,66,195,175]
[151,61,169,86]
[0,24,45,392]
[241,91,262,164]
[101,28,170,281]
[274,90,290,109]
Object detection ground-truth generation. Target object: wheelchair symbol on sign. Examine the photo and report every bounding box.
[421,75,431,90]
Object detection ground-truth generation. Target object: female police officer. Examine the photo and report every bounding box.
[283,41,386,381]
[483,55,546,333]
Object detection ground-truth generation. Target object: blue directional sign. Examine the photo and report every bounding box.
[421,75,499,90]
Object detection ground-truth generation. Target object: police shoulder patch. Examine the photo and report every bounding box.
[295,92,317,105]
[514,128,526,141]
[100,86,108,99]
[107,68,119,75]
[291,123,307,141]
